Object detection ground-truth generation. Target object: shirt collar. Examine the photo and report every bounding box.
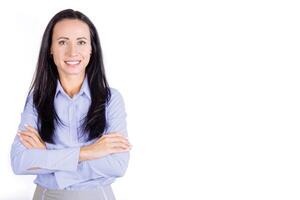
[55,75,91,100]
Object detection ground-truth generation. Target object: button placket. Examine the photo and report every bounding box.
[68,101,78,144]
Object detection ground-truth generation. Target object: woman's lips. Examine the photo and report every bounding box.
[64,60,81,65]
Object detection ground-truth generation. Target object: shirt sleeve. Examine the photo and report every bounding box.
[10,94,80,175]
[54,88,130,189]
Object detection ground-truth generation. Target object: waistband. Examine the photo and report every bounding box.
[33,184,116,200]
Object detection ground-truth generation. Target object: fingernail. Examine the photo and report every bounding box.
[24,124,29,127]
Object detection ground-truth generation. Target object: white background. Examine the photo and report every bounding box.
[0,0,300,199]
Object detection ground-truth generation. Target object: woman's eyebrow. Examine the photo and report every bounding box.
[57,37,69,40]
[77,37,88,40]
[56,37,88,40]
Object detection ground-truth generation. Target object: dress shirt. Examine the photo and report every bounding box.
[10,76,129,190]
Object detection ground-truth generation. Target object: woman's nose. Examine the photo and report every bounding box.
[66,43,78,56]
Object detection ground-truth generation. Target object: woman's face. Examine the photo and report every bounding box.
[51,19,92,78]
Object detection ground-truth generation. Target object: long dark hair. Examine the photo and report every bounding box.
[28,9,111,144]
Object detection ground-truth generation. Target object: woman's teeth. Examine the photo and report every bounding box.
[65,61,80,65]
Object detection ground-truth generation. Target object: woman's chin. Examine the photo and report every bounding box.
[60,69,85,77]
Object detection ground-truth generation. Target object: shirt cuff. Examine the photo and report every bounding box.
[44,147,80,171]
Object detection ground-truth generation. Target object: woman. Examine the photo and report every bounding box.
[10,9,131,200]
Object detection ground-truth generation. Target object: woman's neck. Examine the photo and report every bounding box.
[58,74,85,98]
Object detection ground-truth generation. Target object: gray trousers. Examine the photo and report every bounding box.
[33,185,116,200]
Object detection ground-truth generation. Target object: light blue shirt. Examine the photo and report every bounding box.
[10,76,129,190]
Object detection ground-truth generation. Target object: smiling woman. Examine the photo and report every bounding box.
[51,19,92,83]
[10,9,131,200]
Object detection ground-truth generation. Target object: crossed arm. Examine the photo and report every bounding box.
[17,124,131,163]
[10,89,132,189]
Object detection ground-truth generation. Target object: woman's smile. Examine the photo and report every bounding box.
[64,60,81,66]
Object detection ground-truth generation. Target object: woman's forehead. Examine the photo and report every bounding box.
[52,19,90,39]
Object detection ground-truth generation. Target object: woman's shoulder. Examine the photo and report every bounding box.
[109,87,124,98]
[24,91,34,107]
[107,87,125,106]
[22,91,37,114]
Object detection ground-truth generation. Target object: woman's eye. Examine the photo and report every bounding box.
[78,40,86,45]
[58,40,66,45]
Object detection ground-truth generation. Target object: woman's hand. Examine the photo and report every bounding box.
[80,132,132,161]
[18,124,46,149]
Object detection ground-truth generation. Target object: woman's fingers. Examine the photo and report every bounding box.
[17,124,46,149]
[24,124,38,134]
[111,147,131,154]
[80,132,132,160]
[100,135,131,148]
[102,133,129,142]
[24,124,43,141]
[104,132,128,139]
[109,141,131,149]
[99,134,132,153]
[103,136,130,144]
[19,137,33,149]
[100,133,131,147]
[18,132,46,149]
[18,133,38,147]
[18,130,41,145]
